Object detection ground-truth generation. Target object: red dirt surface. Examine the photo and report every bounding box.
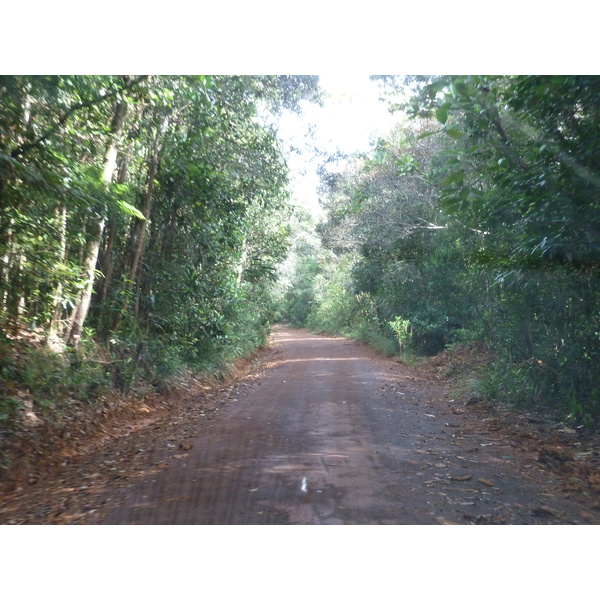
[1,326,599,524]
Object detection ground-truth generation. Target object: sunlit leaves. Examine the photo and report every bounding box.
[115,199,145,220]
[0,75,320,354]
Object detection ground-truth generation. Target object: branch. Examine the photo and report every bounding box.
[415,217,446,230]
[10,75,148,159]
[485,108,528,171]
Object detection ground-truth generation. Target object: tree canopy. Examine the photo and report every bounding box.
[4,74,600,431]
[281,75,600,427]
[0,75,320,416]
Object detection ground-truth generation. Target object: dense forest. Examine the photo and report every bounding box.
[280,75,600,428]
[0,75,320,444]
[2,75,600,476]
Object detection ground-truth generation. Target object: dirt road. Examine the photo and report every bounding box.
[1,326,599,524]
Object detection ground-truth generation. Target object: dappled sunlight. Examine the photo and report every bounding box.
[273,336,348,343]
[185,450,354,479]
[260,451,353,474]
[278,357,363,364]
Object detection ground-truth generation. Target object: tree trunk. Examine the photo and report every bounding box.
[6,251,26,336]
[129,125,162,284]
[96,100,145,333]
[49,203,68,343]
[112,118,166,331]
[66,99,129,347]
[0,217,13,319]
[66,219,105,346]
[0,86,32,331]
[97,218,117,308]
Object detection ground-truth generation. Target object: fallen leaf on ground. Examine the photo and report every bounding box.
[531,505,559,517]
[449,474,473,481]
[477,478,495,487]
[436,517,459,525]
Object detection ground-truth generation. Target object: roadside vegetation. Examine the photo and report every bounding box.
[279,76,600,430]
[3,75,600,482]
[0,75,320,476]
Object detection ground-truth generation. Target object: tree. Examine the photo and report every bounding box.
[0,76,148,339]
[405,75,600,422]
[312,120,473,354]
[0,74,322,405]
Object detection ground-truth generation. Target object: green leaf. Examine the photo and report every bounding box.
[116,199,145,220]
[442,169,465,187]
[444,126,463,139]
[435,103,451,125]
[416,129,442,140]
[427,78,451,97]
[440,186,470,214]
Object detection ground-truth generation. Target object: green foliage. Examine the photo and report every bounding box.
[21,343,110,409]
[0,337,19,422]
[407,75,600,424]
[0,75,322,431]
[0,395,19,424]
[388,316,412,352]
[279,76,600,427]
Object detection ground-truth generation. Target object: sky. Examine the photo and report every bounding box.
[293,75,399,155]
[276,75,404,216]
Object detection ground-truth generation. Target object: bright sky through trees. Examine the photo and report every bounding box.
[277,75,402,215]
[306,75,398,154]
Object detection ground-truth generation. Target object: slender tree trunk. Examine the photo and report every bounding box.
[236,234,248,284]
[97,219,118,308]
[0,218,13,318]
[98,151,132,307]
[112,118,166,331]
[49,203,68,344]
[7,252,26,335]
[129,124,162,283]
[66,99,129,346]
[97,100,145,333]
[0,87,32,331]
[66,219,105,345]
